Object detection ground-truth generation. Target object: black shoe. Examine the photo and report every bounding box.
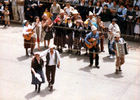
[115,69,119,74]
[38,88,40,93]
[119,66,122,71]
[49,85,53,91]
[84,52,87,56]
[35,85,37,91]
[75,51,78,55]
[95,65,100,69]
[67,50,70,54]
[26,53,29,57]
[78,51,81,55]
[89,64,93,67]
[31,53,34,56]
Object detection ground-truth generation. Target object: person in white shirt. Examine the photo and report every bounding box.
[63,2,74,16]
[23,20,35,56]
[86,11,96,26]
[40,45,60,91]
[108,18,120,59]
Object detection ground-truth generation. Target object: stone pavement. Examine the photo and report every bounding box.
[0,24,140,100]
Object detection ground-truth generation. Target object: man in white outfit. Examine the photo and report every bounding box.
[108,18,120,59]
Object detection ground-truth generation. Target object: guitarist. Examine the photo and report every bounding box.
[23,20,35,56]
[85,25,100,68]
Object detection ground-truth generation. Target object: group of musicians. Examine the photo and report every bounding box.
[22,10,128,93]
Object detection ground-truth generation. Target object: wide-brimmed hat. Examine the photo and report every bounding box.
[112,18,117,22]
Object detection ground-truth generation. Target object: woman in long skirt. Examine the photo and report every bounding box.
[31,52,45,93]
[65,17,74,53]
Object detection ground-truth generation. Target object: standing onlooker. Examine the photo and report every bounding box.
[3,6,10,27]
[43,8,51,19]
[0,2,4,21]
[86,11,96,26]
[107,0,113,8]
[97,16,105,52]
[54,18,64,53]
[78,0,87,21]
[134,5,140,20]
[11,0,18,21]
[134,18,140,39]
[31,52,45,93]
[64,2,74,16]
[73,20,83,55]
[93,1,102,18]
[117,3,127,35]
[65,17,74,54]
[85,0,93,19]
[17,0,24,22]
[101,4,111,33]
[110,0,119,21]
[42,14,53,47]
[50,0,61,21]
[32,16,42,51]
[40,45,61,91]
[126,4,136,35]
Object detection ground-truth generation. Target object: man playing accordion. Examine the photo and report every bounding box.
[110,34,128,74]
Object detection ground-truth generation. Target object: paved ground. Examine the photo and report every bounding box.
[0,24,140,100]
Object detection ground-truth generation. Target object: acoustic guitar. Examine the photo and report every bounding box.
[85,35,104,49]
[23,24,37,40]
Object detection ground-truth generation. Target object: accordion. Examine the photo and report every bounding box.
[115,42,129,57]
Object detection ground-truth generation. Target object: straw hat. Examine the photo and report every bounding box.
[72,10,78,14]
[89,11,93,16]
[91,25,97,31]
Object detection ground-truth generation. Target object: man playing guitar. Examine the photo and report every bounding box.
[85,25,101,68]
[23,20,35,56]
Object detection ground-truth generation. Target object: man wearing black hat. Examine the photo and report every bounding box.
[126,4,136,35]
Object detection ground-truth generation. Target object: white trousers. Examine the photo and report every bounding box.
[12,5,19,20]
[18,5,24,21]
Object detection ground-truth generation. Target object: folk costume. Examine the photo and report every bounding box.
[65,18,74,53]
[73,20,83,55]
[40,46,61,91]
[109,34,126,74]
[85,25,100,68]
[54,18,64,53]
[31,53,45,93]
[23,20,35,56]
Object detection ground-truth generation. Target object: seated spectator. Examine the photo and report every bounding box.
[126,4,136,35]
[43,8,51,19]
[100,0,107,7]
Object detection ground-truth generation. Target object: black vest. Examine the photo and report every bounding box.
[95,7,100,14]
[46,50,57,66]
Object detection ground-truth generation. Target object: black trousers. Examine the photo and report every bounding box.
[89,45,99,66]
[46,65,56,85]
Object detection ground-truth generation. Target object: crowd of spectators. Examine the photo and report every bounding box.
[0,0,140,38]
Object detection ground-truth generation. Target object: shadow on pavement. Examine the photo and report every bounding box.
[25,87,56,100]
[104,73,124,79]
[79,65,93,73]
[17,55,30,61]
[102,56,115,62]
